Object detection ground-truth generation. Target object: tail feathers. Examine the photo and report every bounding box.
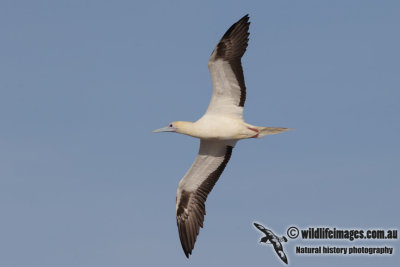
[256,127,294,138]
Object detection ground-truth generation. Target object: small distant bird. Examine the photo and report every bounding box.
[153,15,292,258]
[254,222,288,264]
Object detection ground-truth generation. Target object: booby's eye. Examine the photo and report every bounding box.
[169,124,173,128]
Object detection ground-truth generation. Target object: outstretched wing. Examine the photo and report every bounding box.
[253,222,269,235]
[176,140,235,257]
[206,14,250,118]
[273,244,289,264]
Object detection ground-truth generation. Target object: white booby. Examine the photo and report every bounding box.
[153,14,292,258]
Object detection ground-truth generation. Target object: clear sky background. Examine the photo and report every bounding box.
[1,0,399,266]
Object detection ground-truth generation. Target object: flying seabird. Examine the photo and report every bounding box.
[153,14,292,258]
[254,222,289,264]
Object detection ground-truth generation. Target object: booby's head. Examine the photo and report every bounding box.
[260,236,269,243]
[152,122,179,133]
[153,121,194,136]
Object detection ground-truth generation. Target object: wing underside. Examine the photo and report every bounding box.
[206,14,250,118]
[176,140,235,257]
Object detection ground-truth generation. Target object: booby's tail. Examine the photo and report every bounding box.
[255,126,294,138]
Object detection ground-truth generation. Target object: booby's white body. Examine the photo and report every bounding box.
[153,15,292,258]
[175,115,257,140]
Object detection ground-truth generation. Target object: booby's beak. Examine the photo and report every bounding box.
[152,126,176,133]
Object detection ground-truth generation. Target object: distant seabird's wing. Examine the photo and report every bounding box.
[206,14,250,118]
[176,140,235,257]
[254,222,270,235]
[273,243,289,264]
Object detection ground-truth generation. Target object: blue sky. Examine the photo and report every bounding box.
[1,0,399,266]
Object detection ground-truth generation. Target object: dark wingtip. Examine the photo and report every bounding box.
[181,240,193,259]
[182,245,191,258]
[253,222,261,228]
[238,14,250,26]
[240,14,249,20]
[220,14,250,41]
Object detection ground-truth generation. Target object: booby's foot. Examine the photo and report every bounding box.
[247,127,259,138]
